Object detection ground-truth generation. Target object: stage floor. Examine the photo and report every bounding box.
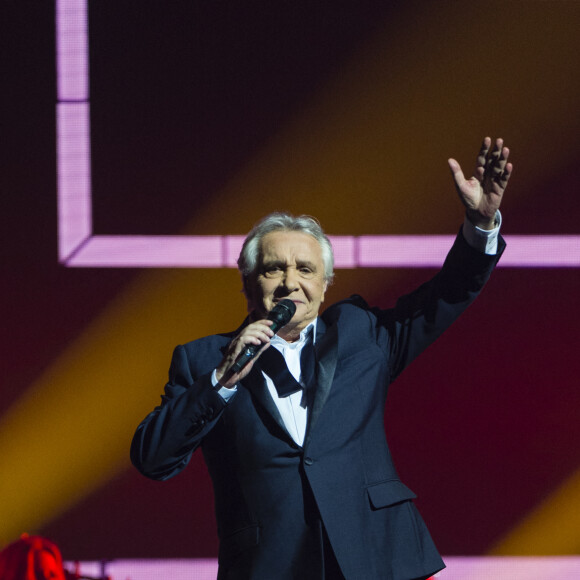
[65,556,580,579]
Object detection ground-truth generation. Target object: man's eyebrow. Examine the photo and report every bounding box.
[261,259,286,268]
[296,260,317,270]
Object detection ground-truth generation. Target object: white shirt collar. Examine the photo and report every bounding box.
[271,318,317,350]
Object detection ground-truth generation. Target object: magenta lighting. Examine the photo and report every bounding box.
[55,0,580,269]
[63,557,580,580]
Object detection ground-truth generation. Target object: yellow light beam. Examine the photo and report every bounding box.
[489,469,580,555]
[0,268,244,544]
[187,1,580,237]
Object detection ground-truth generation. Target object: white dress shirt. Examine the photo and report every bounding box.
[261,322,315,446]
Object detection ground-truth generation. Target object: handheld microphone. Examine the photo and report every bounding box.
[230,299,296,374]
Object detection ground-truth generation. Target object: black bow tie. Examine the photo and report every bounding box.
[258,331,316,398]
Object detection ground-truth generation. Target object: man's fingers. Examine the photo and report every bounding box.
[487,143,511,190]
[486,138,504,172]
[476,137,492,177]
[229,322,274,359]
[243,330,272,348]
[494,161,513,189]
[448,158,466,188]
[499,146,510,169]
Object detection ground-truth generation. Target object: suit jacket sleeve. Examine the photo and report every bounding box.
[130,342,228,481]
[371,228,505,382]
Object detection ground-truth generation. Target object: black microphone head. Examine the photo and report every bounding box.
[267,299,296,332]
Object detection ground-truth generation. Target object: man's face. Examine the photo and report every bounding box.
[245,230,328,340]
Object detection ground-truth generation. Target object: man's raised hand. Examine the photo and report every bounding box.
[448,137,513,229]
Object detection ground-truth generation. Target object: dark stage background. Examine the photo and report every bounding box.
[2,0,579,562]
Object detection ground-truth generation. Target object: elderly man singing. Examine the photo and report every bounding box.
[131,137,512,580]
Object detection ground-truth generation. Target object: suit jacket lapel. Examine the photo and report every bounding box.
[219,339,290,440]
[305,317,338,446]
[241,364,298,446]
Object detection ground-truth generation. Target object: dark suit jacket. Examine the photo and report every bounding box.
[131,231,505,580]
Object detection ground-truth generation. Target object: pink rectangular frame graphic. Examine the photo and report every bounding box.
[66,557,580,580]
[56,0,580,268]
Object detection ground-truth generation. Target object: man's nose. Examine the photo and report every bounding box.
[281,269,299,291]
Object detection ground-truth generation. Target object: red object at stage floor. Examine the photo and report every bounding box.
[0,534,75,580]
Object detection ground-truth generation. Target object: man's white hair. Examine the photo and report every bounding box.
[237,212,334,283]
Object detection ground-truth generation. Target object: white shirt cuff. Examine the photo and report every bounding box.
[211,368,237,401]
[462,210,502,255]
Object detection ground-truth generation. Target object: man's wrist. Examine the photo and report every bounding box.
[462,210,501,255]
[211,369,237,401]
[465,209,499,230]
